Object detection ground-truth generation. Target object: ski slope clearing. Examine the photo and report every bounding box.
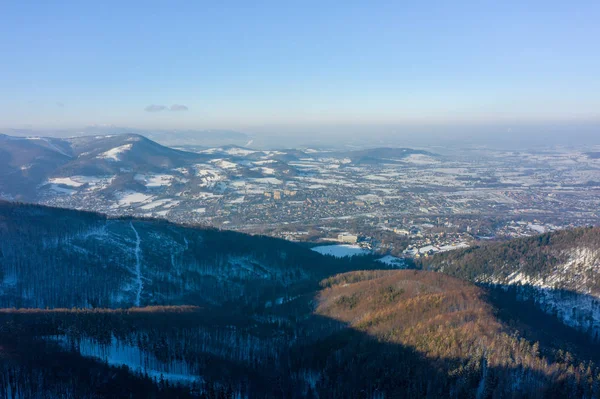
[129,222,143,307]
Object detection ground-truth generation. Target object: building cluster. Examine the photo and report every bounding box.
[264,190,297,200]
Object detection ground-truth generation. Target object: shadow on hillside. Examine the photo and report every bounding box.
[0,308,595,398]
[486,283,600,364]
[285,313,595,399]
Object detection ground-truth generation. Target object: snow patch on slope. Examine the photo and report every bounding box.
[479,246,600,336]
[97,144,132,161]
[482,247,600,294]
[49,335,200,384]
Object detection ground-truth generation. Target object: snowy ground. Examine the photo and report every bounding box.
[376,255,407,268]
[134,173,174,188]
[97,144,132,161]
[116,191,153,206]
[47,177,84,187]
[210,159,238,169]
[48,335,200,384]
[45,176,115,191]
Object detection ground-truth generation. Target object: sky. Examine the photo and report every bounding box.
[1,0,599,142]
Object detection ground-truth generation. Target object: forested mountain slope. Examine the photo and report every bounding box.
[3,201,600,397]
[312,270,600,398]
[417,226,600,337]
[0,201,374,309]
[3,271,600,398]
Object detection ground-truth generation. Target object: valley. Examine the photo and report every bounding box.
[2,133,600,260]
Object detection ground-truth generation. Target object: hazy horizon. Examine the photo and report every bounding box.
[1,1,599,148]
[2,120,599,151]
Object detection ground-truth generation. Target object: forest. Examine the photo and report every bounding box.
[416,226,600,292]
[4,271,600,397]
[3,202,600,397]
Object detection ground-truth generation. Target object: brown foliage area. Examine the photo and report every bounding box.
[317,270,585,380]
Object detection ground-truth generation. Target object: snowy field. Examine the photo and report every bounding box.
[376,255,407,268]
[134,173,174,188]
[116,191,153,206]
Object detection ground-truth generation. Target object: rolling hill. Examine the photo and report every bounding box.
[0,133,210,201]
[0,134,75,199]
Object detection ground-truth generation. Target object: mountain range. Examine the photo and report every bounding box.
[0,133,438,209]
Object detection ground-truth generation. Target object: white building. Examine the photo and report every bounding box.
[338,233,358,244]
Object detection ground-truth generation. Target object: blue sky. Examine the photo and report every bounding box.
[1,0,599,133]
